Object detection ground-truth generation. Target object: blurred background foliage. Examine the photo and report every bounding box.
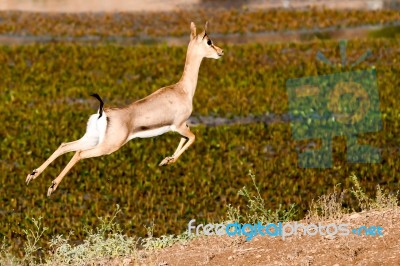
[0,8,399,37]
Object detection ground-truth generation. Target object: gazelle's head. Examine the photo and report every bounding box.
[188,21,224,59]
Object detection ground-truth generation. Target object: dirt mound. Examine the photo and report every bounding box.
[139,209,400,265]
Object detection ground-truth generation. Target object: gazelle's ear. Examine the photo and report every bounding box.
[190,22,196,41]
[199,21,208,40]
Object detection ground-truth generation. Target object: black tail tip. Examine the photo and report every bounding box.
[90,93,103,103]
[90,93,101,100]
[90,93,104,118]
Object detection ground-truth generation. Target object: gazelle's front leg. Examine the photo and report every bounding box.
[26,138,96,184]
[174,137,187,154]
[159,124,195,166]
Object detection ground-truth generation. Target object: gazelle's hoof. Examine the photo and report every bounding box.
[159,156,176,166]
[26,169,39,184]
[47,182,58,197]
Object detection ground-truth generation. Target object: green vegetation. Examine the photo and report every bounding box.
[226,171,297,224]
[350,173,399,211]
[0,206,138,265]
[46,205,137,265]
[0,8,399,37]
[369,25,400,38]
[306,174,399,222]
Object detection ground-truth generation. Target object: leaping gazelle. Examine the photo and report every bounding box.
[26,22,223,196]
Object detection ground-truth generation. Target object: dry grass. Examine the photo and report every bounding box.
[306,173,399,223]
[226,171,297,224]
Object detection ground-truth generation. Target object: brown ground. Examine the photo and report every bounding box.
[137,208,400,265]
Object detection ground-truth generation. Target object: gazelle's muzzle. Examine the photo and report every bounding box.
[212,45,224,57]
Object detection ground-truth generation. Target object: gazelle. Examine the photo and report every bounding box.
[26,22,223,196]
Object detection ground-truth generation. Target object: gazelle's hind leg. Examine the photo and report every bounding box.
[26,137,98,184]
[26,114,103,184]
[47,128,128,196]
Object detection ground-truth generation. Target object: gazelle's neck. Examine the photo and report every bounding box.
[179,46,203,99]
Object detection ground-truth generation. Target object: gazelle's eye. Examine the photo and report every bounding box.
[207,40,212,46]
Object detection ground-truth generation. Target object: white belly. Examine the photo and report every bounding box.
[129,125,173,140]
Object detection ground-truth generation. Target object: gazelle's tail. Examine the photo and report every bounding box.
[90,93,104,119]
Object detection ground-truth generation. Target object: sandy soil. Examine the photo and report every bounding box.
[137,208,400,265]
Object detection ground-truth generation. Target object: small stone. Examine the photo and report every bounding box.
[324,234,336,240]
[122,258,131,265]
[349,213,361,219]
[287,254,295,260]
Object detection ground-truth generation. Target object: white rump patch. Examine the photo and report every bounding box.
[81,112,108,147]
[129,126,172,140]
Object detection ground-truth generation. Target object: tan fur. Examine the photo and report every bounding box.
[26,22,224,196]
